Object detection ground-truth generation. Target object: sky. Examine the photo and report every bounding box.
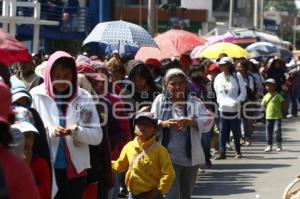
[296,0,300,8]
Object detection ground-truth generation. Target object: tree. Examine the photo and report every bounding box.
[264,0,298,15]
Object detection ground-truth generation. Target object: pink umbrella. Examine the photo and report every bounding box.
[190,35,235,59]
[135,47,163,62]
[190,45,207,59]
[206,35,235,44]
[135,29,206,61]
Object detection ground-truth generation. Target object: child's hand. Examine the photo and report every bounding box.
[144,188,161,199]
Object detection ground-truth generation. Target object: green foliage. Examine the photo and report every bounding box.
[281,24,300,49]
[264,0,298,15]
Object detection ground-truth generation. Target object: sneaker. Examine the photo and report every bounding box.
[214,152,226,160]
[226,143,233,150]
[235,153,242,159]
[264,145,272,152]
[118,187,128,198]
[276,144,282,152]
[244,140,252,146]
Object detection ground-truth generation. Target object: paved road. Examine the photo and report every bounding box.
[192,117,300,199]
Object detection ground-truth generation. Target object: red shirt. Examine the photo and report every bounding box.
[0,147,40,199]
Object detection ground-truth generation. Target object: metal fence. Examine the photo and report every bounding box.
[0,1,92,33]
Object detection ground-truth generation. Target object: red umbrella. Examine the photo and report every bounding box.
[135,47,163,62]
[135,29,206,61]
[0,29,32,66]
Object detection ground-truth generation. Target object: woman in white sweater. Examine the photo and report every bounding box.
[30,51,102,198]
[213,57,247,159]
[151,68,214,199]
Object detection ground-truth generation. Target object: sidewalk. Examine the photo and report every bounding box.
[192,117,300,199]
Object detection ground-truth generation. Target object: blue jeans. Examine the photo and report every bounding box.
[112,173,121,199]
[219,112,242,154]
[128,193,164,199]
[290,89,298,116]
[266,119,282,145]
[201,130,212,163]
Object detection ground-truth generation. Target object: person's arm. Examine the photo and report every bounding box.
[111,143,130,173]
[151,94,162,123]
[261,95,267,108]
[157,147,176,195]
[193,97,214,133]
[213,75,221,104]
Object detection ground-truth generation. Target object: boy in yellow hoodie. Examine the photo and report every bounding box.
[112,112,175,199]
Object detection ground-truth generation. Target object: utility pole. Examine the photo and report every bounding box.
[260,0,264,30]
[293,14,298,48]
[139,0,142,26]
[229,0,234,28]
[148,0,156,36]
[254,0,258,28]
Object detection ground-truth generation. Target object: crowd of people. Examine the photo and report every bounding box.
[0,47,299,199]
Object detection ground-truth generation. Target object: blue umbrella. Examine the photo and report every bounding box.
[246,42,280,58]
[277,46,293,63]
[83,20,158,57]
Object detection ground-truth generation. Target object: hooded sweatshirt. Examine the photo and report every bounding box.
[30,51,102,198]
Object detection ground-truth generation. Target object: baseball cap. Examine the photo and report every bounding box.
[218,57,233,65]
[134,112,158,128]
[264,78,276,85]
[207,63,219,74]
[145,58,161,68]
[77,64,105,82]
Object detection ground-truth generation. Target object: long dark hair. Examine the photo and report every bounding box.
[128,63,157,91]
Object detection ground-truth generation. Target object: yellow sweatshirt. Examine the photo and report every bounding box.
[111,136,175,195]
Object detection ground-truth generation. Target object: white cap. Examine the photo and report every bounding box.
[11,121,38,134]
[249,59,259,65]
[35,61,48,78]
[286,59,297,68]
[165,68,186,83]
[264,78,276,85]
[218,57,233,65]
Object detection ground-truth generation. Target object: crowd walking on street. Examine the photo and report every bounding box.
[1,25,300,199]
